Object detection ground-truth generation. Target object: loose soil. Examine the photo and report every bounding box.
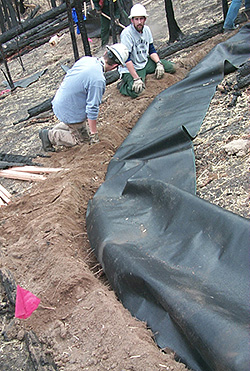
[0,0,249,370]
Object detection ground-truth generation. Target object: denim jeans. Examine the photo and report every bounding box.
[223,0,250,29]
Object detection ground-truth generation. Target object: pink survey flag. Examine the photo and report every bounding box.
[15,285,40,319]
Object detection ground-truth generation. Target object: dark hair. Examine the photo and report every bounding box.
[104,50,120,66]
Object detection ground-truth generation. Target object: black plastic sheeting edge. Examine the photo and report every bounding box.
[86,25,250,371]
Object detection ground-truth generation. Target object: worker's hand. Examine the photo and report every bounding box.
[96,9,102,14]
[132,78,145,94]
[155,61,165,79]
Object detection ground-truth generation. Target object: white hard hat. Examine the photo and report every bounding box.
[106,43,129,66]
[128,4,148,19]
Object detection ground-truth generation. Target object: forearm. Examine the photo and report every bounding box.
[126,60,139,79]
[150,52,161,64]
[88,118,97,134]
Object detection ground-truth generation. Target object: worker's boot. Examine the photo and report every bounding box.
[39,129,55,152]
[78,126,89,141]
[89,132,99,145]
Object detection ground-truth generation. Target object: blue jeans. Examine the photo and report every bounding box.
[223,0,250,29]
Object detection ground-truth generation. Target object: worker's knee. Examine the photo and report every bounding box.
[161,59,176,74]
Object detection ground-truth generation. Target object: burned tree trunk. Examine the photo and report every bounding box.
[0,43,14,89]
[74,0,91,56]
[222,0,228,20]
[18,0,25,14]
[109,0,117,43]
[0,3,6,33]
[65,0,79,61]
[164,0,184,43]
[1,0,18,30]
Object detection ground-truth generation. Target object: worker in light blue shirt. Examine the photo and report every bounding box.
[52,56,105,125]
[39,43,129,151]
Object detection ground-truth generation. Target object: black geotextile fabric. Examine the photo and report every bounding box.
[86,25,250,371]
[3,69,48,89]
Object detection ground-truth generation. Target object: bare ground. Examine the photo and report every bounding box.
[0,0,249,370]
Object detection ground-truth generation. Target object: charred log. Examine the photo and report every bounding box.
[1,14,68,60]
[0,268,16,310]
[158,15,248,59]
[0,2,68,45]
[27,98,53,117]
[25,331,57,370]
[235,74,250,89]
[13,98,53,125]
[0,152,37,164]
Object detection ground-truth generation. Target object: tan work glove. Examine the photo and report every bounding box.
[132,77,145,94]
[155,61,165,79]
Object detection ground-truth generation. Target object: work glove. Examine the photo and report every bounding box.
[155,61,165,79]
[132,77,145,94]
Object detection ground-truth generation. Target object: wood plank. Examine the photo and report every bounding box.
[0,189,10,204]
[0,183,12,199]
[9,166,65,174]
[0,170,46,181]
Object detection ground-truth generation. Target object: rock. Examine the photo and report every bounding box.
[217,84,226,92]
[223,139,249,156]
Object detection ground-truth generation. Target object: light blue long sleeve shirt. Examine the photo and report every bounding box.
[52,57,105,124]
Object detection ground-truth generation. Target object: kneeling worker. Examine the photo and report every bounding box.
[39,43,129,151]
[119,4,175,98]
